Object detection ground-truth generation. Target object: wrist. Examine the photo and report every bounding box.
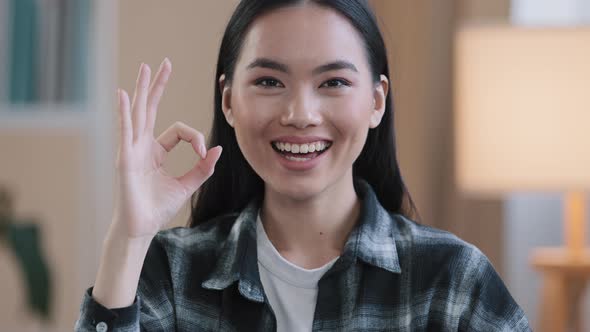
[106,219,155,248]
[93,222,154,308]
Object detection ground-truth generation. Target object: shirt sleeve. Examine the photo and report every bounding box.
[74,288,141,332]
[74,235,176,332]
[459,246,532,332]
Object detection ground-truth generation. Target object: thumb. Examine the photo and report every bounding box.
[177,145,223,193]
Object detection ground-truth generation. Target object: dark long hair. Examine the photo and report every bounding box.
[188,0,418,227]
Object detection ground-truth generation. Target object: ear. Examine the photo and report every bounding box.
[219,74,234,127]
[369,74,389,129]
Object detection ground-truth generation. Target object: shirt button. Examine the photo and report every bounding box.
[96,321,108,332]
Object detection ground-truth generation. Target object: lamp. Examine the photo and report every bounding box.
[454,25,590,331]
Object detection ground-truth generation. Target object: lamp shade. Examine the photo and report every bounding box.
[454,26,590,194]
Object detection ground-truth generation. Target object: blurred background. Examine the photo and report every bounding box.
[0,0,589,331]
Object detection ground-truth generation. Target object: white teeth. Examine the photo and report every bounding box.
[285,155,312,162]
[273,141,331,154]
[300,144,309,153]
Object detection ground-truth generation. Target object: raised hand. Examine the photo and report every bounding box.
[112,58,222,240]
[91,60,223,309]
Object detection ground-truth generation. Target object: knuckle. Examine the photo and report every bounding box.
[174,121,185,130]
[207,166,216,177]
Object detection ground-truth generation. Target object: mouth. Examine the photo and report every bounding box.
[270,140,332,162]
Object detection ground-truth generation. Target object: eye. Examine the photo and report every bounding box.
[254,77,284,88]
[320,78,351,88]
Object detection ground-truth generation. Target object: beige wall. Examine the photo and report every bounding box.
[0,2,240,330]
[370,0,510,274]
[0,133,83,330]
[369,0,455,229]
[456,0,511,21]
[117,0,239,228]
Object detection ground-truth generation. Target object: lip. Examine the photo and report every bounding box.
[273,147,329,172]
[271,135,332,144]
[270,135,333,172]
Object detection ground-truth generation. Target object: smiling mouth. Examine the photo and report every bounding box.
[271,141,332,162]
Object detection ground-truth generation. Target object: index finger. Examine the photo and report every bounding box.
[156,122,207,159]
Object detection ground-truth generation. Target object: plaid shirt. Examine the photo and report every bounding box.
[75,180,530,331]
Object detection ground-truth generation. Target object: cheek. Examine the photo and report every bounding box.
[325,93,373,138]
[232,89,281,126]
[232,93,274,132]
[231,92,278,156]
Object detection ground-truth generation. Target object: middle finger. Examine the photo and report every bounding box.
[145,58,172,136]
[131,63,151,141]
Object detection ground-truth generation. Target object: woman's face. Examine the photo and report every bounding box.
[221,4,388,200]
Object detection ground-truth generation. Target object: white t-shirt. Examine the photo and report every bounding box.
[256,214,339,332]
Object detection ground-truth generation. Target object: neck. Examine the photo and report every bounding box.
[260,175,361,269]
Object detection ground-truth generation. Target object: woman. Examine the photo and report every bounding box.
[75,0,530,331]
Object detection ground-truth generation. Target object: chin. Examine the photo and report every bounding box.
[265,175,327,202]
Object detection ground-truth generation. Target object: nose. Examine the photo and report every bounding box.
[280,88,322,129]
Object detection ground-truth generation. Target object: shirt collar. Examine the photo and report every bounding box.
[201,178,402,302]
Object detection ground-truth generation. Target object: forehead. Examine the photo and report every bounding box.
[237,4,368,71]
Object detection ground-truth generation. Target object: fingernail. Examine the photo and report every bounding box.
[200,145,206,157]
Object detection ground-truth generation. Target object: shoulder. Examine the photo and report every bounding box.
[390,214,530,330]
[154,213,239,254]
[142,213,240,281]
[391,213,486,270]
[391,213,499,288]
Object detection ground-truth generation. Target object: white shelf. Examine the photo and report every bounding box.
[0,103,91,132]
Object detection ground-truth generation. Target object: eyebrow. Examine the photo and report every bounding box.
[245,58,358,75]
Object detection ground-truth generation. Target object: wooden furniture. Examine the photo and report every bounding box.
[455,26,590,330]
[531,248,590,332]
